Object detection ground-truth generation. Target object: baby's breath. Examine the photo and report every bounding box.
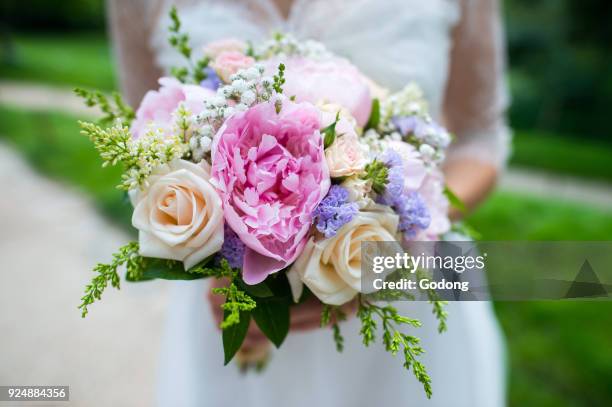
[380,83,429,124]
[255,32,331,60]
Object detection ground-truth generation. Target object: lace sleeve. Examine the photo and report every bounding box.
[106,0,164,106]
[443,0,511,169]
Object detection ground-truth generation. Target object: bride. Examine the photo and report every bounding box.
[108,0,509,406]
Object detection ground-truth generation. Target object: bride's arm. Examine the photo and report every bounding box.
[107,0,164,106]
[442,0,511,218]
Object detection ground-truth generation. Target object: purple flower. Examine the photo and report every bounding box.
[377,149,431,239]
[312,185,359,238]
[394,191,431,238]
[379,149,404,200]
[219,224,245,269]
[200,67,222,91]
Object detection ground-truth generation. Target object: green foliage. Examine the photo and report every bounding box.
[190,258,236,279]
[321,304,347,352]
[444,185,466,214]
[79,242,141,317]
[251,297,290,348]
[167,6,210,83]
[415,270,448,334]
[168,6,191,60]
[74,88,135,126]
[273,63,286,93]
[222,309,251,365]
[212,283,257,329]
[204,259,257,353]
[362,159,389,194]
[236,280,274,298]
[128,259,206,281]
[322,111,341,149]
[357,297,432,398]
[364,98,380,130]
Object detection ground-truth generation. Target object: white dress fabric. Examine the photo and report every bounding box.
[136,0,509,405]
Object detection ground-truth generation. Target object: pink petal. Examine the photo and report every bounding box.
[243,248,288,284]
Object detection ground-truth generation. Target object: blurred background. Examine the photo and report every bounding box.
[0,0,611,406]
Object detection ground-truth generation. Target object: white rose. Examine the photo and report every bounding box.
[131,159,224,269]
[318,102,358,129]
[341,176,374,209]
[287,208,399,305]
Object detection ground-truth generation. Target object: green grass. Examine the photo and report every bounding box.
[0,33,116,90]
[468,193,612,407]
[511,130,612,183]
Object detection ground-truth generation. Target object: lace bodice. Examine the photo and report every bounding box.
[108,0,511,167]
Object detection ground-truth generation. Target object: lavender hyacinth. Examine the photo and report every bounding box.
[380,149,404,200]
[312,185,359,238]
[200,67,222,91]
[394,191,430,238]
[218,224,245,268]
[378,149,431,238]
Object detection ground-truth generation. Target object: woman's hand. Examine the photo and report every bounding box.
[443,158,498,219]
[207,278,356,350]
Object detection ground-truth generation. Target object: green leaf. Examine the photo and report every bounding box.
[236,279,274,298]
[125,273,155,282]
[364,98,380,130]
[141,259,207,280]
[251,297,290,348]
[443,185,466,213]
[322,111,340,149]
[223,309,251,365]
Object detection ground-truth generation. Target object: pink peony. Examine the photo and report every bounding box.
[267,57,372,127]
[211,98,330,284]
[131,77,213,139]
[211,51,255,83]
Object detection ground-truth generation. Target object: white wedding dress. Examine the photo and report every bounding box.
[110,1,510,406]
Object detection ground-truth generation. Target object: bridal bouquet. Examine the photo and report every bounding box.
[77,7,459,397]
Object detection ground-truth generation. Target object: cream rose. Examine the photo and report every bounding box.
[322,110,367,178]
[325,130,367,177]
[287,208,399,305]
[131,159,224,269]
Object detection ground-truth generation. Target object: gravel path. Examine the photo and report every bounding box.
[0,142,169,407]
[0,80,101,117]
